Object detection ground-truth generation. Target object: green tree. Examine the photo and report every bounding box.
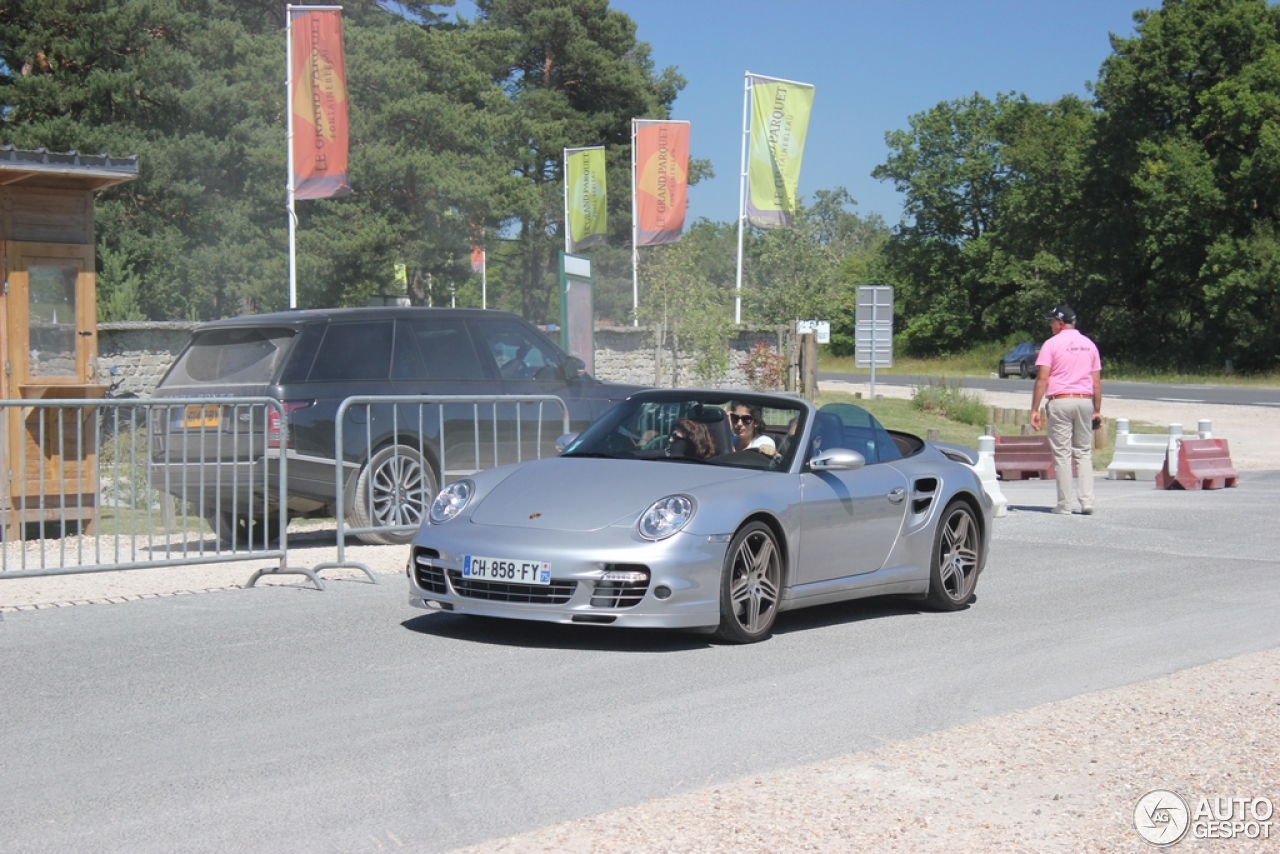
[1,0,289,318]
[873,92,1034,355]
[745,188,870,327]
[3,0,680,324]
[474,0,685,323]
[873,92,1092,355]
[638,219,735,385]
[1082,0,1280,370]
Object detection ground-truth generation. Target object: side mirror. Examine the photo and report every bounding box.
[555,432,579,453]
[564,355,586,381]
[808,448,866,472]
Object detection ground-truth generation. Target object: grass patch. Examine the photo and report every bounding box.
[909,379,988,426]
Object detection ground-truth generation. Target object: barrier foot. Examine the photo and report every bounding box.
[311,560,380,585]
[246,562,327,591]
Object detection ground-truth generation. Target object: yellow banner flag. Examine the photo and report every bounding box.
[565,146,608,252]
[746,75,815,228]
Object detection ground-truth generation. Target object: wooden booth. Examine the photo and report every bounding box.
[1,147,138,539]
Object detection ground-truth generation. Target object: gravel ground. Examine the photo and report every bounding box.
[4,381,1278,852]
[445,646,1280,854]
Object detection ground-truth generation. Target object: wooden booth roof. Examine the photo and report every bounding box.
[0,146,138,191]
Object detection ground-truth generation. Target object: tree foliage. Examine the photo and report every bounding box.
[0,0,684,324]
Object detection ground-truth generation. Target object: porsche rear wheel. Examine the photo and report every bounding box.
[925,500,981,610]
[714,522,782,643]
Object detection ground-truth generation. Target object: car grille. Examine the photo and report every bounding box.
[590,565,650,608]
[447,570,576,604]
[413,548,447,594]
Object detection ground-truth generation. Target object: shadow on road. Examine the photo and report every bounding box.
[400,591,967,650]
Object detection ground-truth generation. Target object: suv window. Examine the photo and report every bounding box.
[309,321,394,382]
[393,318,485,380]
[473,319,563,381]
[165,327,296,386]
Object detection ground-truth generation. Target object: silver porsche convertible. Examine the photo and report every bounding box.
[407,389,992,643]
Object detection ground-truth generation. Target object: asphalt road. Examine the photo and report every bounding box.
[3,473,1279,853]
[817,371,1280,407]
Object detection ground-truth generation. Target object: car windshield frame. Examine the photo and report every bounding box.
[562,391,809,472]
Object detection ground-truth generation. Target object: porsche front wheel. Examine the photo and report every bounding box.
[714,522,782,643]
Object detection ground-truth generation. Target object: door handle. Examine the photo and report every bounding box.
[887,487,906,504]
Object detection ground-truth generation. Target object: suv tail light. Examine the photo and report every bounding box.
[267,401,313,449]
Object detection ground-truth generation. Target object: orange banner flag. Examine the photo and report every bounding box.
[470,244,485,273]
[290,8,352,199]
[634,120,689,246]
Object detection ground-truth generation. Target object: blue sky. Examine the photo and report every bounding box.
[607,0,1145,227]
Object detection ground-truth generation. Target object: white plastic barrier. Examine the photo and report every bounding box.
[972,435,1008,518]
[1106,420,1214,481]
[1108,419,1173,481]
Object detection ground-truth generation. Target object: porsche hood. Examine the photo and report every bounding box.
[466,458,756,532]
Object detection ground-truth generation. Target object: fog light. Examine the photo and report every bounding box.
[601,570,649,584]
[654,585,672,600]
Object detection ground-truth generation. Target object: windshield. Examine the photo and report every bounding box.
[563,392,807,472]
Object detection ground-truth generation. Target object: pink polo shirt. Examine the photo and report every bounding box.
[1035,328,1101,397]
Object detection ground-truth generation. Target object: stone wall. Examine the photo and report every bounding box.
[593,325,790,389]
[97,322,196,395]
[97,321,793,395]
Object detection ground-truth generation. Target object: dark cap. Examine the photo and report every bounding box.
[1045,305,1076,324]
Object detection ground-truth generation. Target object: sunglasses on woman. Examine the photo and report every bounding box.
[730,413,753,425]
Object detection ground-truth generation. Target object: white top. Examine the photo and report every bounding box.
[748,435,777,455]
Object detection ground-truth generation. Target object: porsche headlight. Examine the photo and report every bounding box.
[638,494,695,541]
[429,480,474,524]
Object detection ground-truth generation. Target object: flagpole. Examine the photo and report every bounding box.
[631,119,639,326]
[735,72,751,326]
[482,248,487,310]
[286,5,298,309]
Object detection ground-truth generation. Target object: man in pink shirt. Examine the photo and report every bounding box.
[1029,305,1102,515]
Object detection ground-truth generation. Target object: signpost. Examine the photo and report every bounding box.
[795,320,830,344]
[559,252,595,374]
[855,285,894,399]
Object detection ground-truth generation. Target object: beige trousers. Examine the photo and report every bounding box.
[1046,397,1095,512]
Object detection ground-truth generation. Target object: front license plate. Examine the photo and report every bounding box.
[176,404,221,429]
[462,555,552,585]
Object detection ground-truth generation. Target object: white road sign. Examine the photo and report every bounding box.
[855,286,894,368]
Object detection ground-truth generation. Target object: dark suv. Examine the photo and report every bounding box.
[149,307,645,544]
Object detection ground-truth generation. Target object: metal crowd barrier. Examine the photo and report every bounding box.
[308,394,571,582]
[1,398,303,583]
[1,394,571,594]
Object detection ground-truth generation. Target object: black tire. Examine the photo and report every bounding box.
[997,365,1007,379]
[924,500,981,611]
[210,511,281,550]
[1019,360,1031,379]
[349,444,437,545]
[713,521,783,644]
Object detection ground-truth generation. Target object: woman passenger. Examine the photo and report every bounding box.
[666,418,715,459]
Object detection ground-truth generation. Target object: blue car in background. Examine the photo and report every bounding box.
[998,342,1041,379]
